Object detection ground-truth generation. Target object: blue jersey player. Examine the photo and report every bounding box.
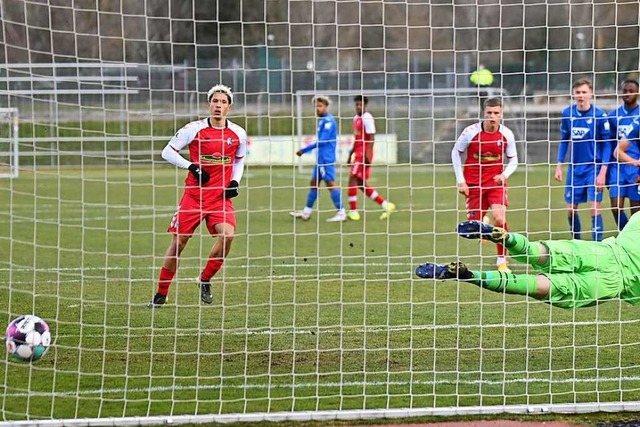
[611,79,640,229]
[555,79,612,241]
[290,95,346,222]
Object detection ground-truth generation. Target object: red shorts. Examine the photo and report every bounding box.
[465,185,508,221]
[167,191,236,236]
[350,161,371,181]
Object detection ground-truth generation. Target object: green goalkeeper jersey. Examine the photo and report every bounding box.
[611,212,640,305]
[536,212,640,308]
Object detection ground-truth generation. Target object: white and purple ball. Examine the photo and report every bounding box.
[5,315,51,362]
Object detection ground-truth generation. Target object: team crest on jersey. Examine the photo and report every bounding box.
[496,140,502,146]
[201,153,232,164]
[572,127,590,139]
[227,138,233,145]
[586,118,593,124]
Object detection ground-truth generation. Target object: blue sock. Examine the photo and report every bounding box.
[592,215,604,242]
[568,213,581,239]
[614,210,628,230]
[305,189,318,209]
[330,188,342,210]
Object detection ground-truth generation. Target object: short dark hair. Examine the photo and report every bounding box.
[622,79,640,89]
[354,95,369,105]
[572,78,593,90]
[483,97,502,110]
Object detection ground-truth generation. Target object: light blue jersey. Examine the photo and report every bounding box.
[300,113,338,167]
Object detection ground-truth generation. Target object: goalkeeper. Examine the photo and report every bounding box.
[416,214,640,308]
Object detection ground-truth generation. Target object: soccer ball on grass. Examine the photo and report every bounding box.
[4,315,51,362]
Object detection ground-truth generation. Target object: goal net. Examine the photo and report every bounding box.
[2,1,640,425]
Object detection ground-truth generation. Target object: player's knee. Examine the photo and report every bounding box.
[168,235,190,256]
[176,236,190,251]
[219,229,235,244]
[535,274,551,299]
[493,213,506,226]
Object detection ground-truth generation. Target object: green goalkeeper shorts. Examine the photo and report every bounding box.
[534,239,623,309]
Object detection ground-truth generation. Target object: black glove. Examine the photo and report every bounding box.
[188,164,210,185]
[225,180,239,198]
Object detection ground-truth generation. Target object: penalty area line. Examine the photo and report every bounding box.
[4,375,640,398]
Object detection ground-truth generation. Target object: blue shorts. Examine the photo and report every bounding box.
[564,172,603,204]
[610,184,640,201]
[311,164,336,182]
[609,164,640,201]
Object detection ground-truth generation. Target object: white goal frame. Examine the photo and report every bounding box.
[5,1,640,425]
[0,108,18,178]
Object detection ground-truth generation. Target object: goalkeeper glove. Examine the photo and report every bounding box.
[225,180,239,198]
[188,164,210,185]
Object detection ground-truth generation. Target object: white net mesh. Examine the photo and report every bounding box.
[2,1,640,425]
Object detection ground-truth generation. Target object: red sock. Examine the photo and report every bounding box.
[348,186,358,210]
[157,267,176,296]
[496,222,508,258]
[365,186,385,205]
[200,259,224,282]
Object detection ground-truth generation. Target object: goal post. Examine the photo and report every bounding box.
[3,1,640,426]
[0,108,19,178]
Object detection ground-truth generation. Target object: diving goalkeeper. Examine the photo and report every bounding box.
[415,214,640,309]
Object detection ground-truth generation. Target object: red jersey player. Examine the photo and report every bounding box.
[451,97,518,272]
[346,95,396,221]
[149,84,247,307]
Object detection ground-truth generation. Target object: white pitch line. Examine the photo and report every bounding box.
[4,375,640,399]
[54,318,640,340]
[0,261,412,273]
[4,269,411,287]
[2,213,167,224]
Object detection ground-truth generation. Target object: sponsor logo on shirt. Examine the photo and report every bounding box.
[200,153,232,164]
[473,152,501,161]
[572,127,590,139]
[619,124,635,138]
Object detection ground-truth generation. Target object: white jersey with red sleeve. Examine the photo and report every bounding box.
[352,112,376,161]
[452,122,517,186]
[163,118,247,199]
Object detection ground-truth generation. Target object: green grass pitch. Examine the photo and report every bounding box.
[2,164,640,421]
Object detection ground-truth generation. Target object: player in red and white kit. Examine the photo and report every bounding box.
[346,95,396,221]
[149,84,247,307]
[451,97,518,272]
